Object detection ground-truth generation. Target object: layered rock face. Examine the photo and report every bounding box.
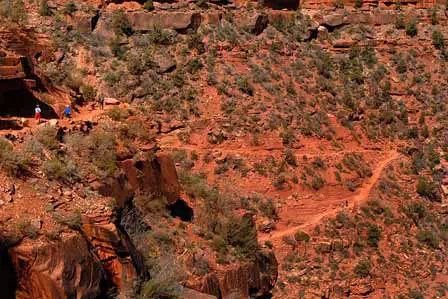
[1,154,182,299]
[10,234,105,299]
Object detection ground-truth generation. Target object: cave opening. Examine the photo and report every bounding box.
[0,247,17,299]
[262,0,300,10]
[169,199,194,222]
[0,87,58,119]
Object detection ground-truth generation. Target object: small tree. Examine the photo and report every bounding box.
[143,0,154,11]
[39,0,51,16]
[406,21,418,37]
[432,30,445,50]
[354,258,371,278]
[111,9,133,36]
[63,1,76,16]
[416,176,440,202]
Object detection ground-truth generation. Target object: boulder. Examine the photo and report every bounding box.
[350,281,373,295]
[114,153,181,206]
[104,97,120,105]
[127,11,202,32]
[332,38,356,48]
[154,52,176,73]
[182,288,217,299]
[322,13,345,28]
[316,241,332,253]
[237,12,269,35]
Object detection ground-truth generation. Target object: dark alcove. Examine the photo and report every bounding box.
[0,248,17,299]
[0,87,58,119]
[169,199,194,222]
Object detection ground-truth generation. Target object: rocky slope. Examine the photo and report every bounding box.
[1,0,448,298]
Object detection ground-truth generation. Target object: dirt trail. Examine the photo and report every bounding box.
[260,150,400,242]
[160,142,387,159]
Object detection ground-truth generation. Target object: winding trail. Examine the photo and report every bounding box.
[260,150,400,242]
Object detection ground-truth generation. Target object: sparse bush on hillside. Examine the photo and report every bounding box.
[342,153,372,178]
[284,150,297,167]
[111,9,133,36]
[0,0,27,24]
[80,84,97,100]
[63,1,76,15]
[395,15,405,29]
[366,223,381,247]
[405,20,418,37]
[16,219,39,239]
[139,257,183,299]
[417,229,439,249]
[108,106,130,121]
[353,258,371,278]
[236,76,254,96]
[432,30,445,50]
[52,211,82,230]
[416,176,440,202]
[273,173,287,190]
[39,0,51,16]
[142,0,154,11]
[258,198,279,220]
[223,215,260,258]
[294,230,310,243]
[0,138,31,177]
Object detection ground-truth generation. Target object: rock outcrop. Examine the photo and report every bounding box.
[127,11,202,32]
[187,249,278,299]
[10,234,104,299]
[96,153,181,206]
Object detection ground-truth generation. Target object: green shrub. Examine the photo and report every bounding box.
[416,229,439,249]
[273,174,287,190]
[353,258,371,278]
[108,107,130,121]
[366,224,381,247]
[111,9,133,36]
[63,1,76,15]
[430,9,438,25]
[0,138,30,177]
[39,0,51,16]
[53,211,82,230]
[432,30,445,50]
[0,0,28,23]
[258,198,279,220]
[139,257,183,299]
[43,158,79,182]
[280,129,296,146]
[294,230,310,243]
[416,176,440,202]
[405,21,418,37]
[224,215,259,258]
[109,37,127,58]
[80,84,97,100]
[143,0,154,11]
[354,0,362,8]
[16,219,39,239]
[395,15,405,29]
[284,150,297,167]
[236,77,254,96]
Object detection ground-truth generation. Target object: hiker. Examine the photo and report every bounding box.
[98,94,104,110]
[64,105,71,118]
[35,104,41,123]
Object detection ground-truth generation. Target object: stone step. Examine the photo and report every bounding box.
[0,66,26,80]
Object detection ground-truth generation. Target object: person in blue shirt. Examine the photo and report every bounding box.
[64,105,71,118]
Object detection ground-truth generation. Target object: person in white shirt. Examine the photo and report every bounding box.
[35,104,41,123]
